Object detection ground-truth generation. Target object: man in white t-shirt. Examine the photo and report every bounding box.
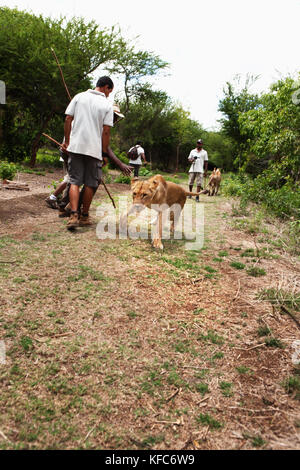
[62,76,114,229]
[188,139,208,202]
[128,141,147,177]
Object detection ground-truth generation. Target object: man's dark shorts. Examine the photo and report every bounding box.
[68,152,102,188]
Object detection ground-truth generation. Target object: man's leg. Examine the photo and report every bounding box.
[82,186,94,214]
[66,153,85,229]
[78,156,102,226]
[188,173,195,198]
[69,184,80,212]
[134,165,140,178]
[45,180,68,209]
[195,173,203,202]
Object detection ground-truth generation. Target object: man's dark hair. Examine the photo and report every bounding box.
[136,141,142,145]
[96,76,114,89]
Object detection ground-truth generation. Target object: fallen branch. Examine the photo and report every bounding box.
[280,304,300,330]
[82,424,97,443]
[166,388,180,402]
[0,429,11,443]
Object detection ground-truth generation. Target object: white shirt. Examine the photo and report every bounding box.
[188,148,208,173]
[129,145,145,165]
[65,89,114,160]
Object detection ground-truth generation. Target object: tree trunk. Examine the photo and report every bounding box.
[175,143,181,173]
[30,114,53,167]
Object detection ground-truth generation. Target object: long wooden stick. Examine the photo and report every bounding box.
[42,133,116,209]
[51,47,72,102]
[42,133,63,149]
[99,177,116,209]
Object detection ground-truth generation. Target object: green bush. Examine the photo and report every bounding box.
[139,166,153,177]
[0,161,17,180]
[35,149,61,168]
[223,171,300,219]
[114,173,131,184]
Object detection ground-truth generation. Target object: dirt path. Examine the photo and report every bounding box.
[0,172,299,450]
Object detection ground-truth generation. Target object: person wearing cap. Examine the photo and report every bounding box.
[62,76,118,229]
[187,139,208,202]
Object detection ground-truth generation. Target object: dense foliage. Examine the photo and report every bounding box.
[219,74,300,220]
[0,7,231,172]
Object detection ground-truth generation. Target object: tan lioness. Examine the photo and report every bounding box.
[121,175,200,250]
[202,168,221,196]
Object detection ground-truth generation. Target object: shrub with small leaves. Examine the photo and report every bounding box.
[0,161,17,181]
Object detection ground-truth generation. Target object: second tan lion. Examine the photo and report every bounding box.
[202,168,221,196]
[121,174,200,250]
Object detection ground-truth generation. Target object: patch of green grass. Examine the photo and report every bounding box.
[257,326,272,337]
[196,413,223,430]
[218,250,228,257]
[32,232,46,241]
[140,369,163,396]
[204,265,217,273]
[251,435,266,448]
[20,336,34,352]
[193,307,205,315]
[167,370,187,388]
[67,264,107,282]
[212,352,224,360]
[174,339,191,353]
[220,381,233,397]
[236,365,252,375]
[213,257,223,262]
[13,277,26,284]
[194,382,209,396]
[241,248,256,258]
[127,311,138,319]
[258,288,300,311]
[230,261,245,270]
[161,256,198,273]
[264,337,285,349]
[246,266,266,277]
[198,329,224,346]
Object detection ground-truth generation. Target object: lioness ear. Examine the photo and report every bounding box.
[131,178,140,190]
[149,179,159,191]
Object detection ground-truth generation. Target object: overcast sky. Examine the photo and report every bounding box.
[1,0,300,129]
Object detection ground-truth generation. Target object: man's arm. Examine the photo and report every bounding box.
[102,125,111,154]
[61,115,73,153]
[103,147,132,177]
[188,151,194,162]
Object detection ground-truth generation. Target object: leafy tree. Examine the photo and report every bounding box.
[238,75,300,180]
[113,87,205,171]
[106,42,169,112]
[0,7,126,164]
[218,74,260,168]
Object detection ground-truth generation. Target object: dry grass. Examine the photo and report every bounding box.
[0,173,299,450]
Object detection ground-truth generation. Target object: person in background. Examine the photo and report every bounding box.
[128,141,147,177]
[187,139,208,202]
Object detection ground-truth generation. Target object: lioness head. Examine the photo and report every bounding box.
[131,177,161,208]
